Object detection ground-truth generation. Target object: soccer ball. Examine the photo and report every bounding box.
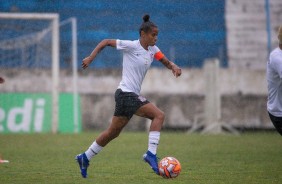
[159,156,181,178]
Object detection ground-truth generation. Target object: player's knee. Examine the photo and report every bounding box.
[156,110,165,123]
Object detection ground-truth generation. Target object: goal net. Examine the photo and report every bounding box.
[0,13,80,134]
[0,19,54,67]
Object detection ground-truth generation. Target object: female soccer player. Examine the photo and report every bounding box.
[76,14,182,178]
[267,25,282,136]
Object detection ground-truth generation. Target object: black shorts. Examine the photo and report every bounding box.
[114,89,150,119]
[268,112,282,136]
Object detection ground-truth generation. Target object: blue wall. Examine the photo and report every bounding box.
[0,0,227,68]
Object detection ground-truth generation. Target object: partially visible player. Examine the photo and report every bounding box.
[75,14,182,178]
[267,25,282,135]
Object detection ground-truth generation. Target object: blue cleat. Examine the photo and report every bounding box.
[75,153,89,178]
[143,151,160,175]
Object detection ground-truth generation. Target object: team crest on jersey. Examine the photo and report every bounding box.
[144,57,150,65]
[138,96,147,102]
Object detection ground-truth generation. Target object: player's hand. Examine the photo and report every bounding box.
[82,56,93,69]
[172,65,182,78]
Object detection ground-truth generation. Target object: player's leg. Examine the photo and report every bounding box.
[90,116,129,148]
[136,102,165,154]
[76,89,132,178]
[135,102,165,175]
[135,102,165,132]
[268,112,282,136]
[76,116,129,178]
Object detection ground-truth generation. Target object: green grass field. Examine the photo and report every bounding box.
[0,131,282,184]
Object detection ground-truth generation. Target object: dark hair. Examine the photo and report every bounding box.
[139,14,157,36]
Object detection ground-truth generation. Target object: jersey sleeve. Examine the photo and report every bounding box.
[116,39,136,51]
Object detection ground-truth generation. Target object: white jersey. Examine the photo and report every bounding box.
[267,47,282,117]
[116,39,164,95]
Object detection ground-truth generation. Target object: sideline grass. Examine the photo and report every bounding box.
[0,131,282,184]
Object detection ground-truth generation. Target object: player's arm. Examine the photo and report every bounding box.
[159,55,182,78]
[82,39,116,69]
